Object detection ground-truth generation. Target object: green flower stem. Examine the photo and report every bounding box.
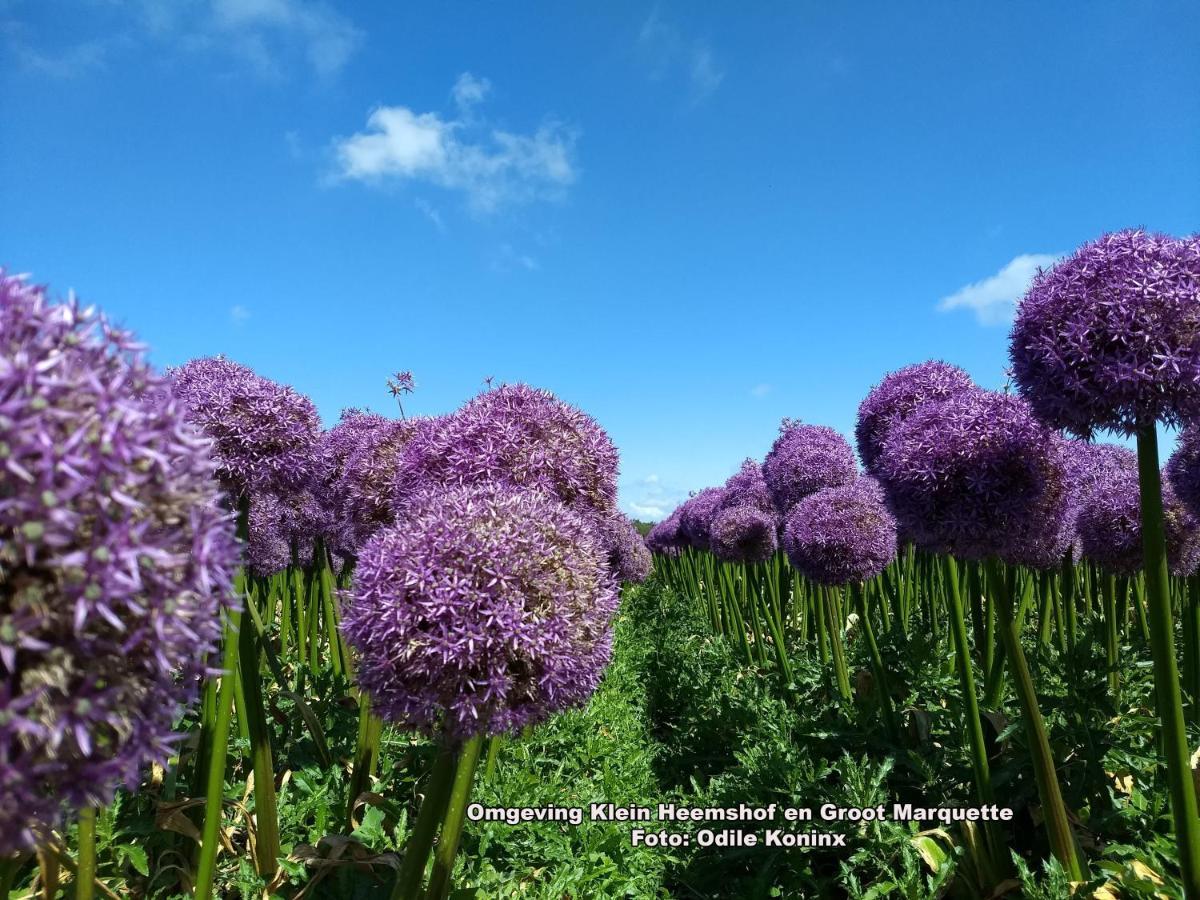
[75,808,96,900]
[0,854,24,896]
[236,591,280,877]
[1136,424,1200,898]
[423,732,486,900]
[346,694,384,829]
[392,744,459,900]
[194,601,244,900]
[989,559,1085,882]
[1185,575,1200,727]
[850,582,897,741]
[483,734,503,784]
[824,588,852,702]
[1104,574,1121,697]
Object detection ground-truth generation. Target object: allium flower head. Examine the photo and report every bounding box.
[0,273,238,853]
[1077,447,1200,576]
[1167,425,1200,520]
[677,487,726,550]
[393,383,619,515]
[876,390,1072,562]
[762,421,858,515]
[595,510,652,583]
[170,356,321,498]
[718,459,775,515]
[855,361,977,473]
[645,509,686,556]
[308,408,388,559]
[782,477,897,585]
[709,505,778,563]
[341,482,618,739]
[1009,230,1200,438]
[342,416,435,550]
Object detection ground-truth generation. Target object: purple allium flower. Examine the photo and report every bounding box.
[717,459,775,515]
[393,383,619,516]
[1077,447,1200,576]
[782,477,897,585]
[1167,425,1200,520]
[387,371,415,397]
[677,487,726,550]
[875,390,1072,563]
[170,356,321,498]
[595,510,652,583]
[709,505,778,563]
[855,361,977,473]
[1009,230,1200,438]
[308,408,388,559]
[0,273,238,853]
[762,421,858,515]
[341,416,435,550]
[340,483,618,740]
[645,509,686,556]
[244,486,328,575]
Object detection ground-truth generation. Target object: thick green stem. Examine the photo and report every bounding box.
[423,733,486,900]
[989,560,1085,882]
[1136,425,1200,898]
[346,696,384,829]
[0,855,23,896]
[1105,574,1121,697]
[851,583,898,741]
[237,594,280,877]
[75,807,96,900]
[391,746,458,900]
[824,588,852,701]
[194,603,244,900]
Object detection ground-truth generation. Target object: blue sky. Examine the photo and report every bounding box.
[3,1,1198,520]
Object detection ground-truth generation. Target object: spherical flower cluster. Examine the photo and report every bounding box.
[340,482,618,739]
[645,509,685,556]
[762,421,858,515]
[782,477,897,585]
[855,361,977,473]
[0,274,238,853]
[1009,230,1200,438]
[393,383,619,515]
[309,408,389,558]
[677,487,726,550]
[875,390,1072,563]
[596,511,652,583]
[718,459,775,515]
[1167,426,1200,520]
[170,356,321,498]
[341,416,434,550]
[244,487,329,575]
[709,505,778,563]
[1077,448,1200,576]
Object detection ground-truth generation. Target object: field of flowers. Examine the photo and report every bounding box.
[4,227,1200,899]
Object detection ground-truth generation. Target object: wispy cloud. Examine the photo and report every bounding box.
[638,10,724,102]
[331,73,578,214]
[5,0,362,80]
[491,243,540,273]
[621,474,689,522]
[230,304,251,324]
[750,383,772,398]
[938,253,1063,326]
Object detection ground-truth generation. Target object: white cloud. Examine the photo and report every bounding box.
[5,0,362,80]
[621,474,689,522]
[452,71,492,111]
[230,304,251,324]
[414,198,446,233]
[750,383,772,398]
[938,253,1063,326]
[332,75,577,213]
[638,10,724,102]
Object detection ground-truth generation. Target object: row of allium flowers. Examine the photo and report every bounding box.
[646,229,1200,895]
[0,270,649,898]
